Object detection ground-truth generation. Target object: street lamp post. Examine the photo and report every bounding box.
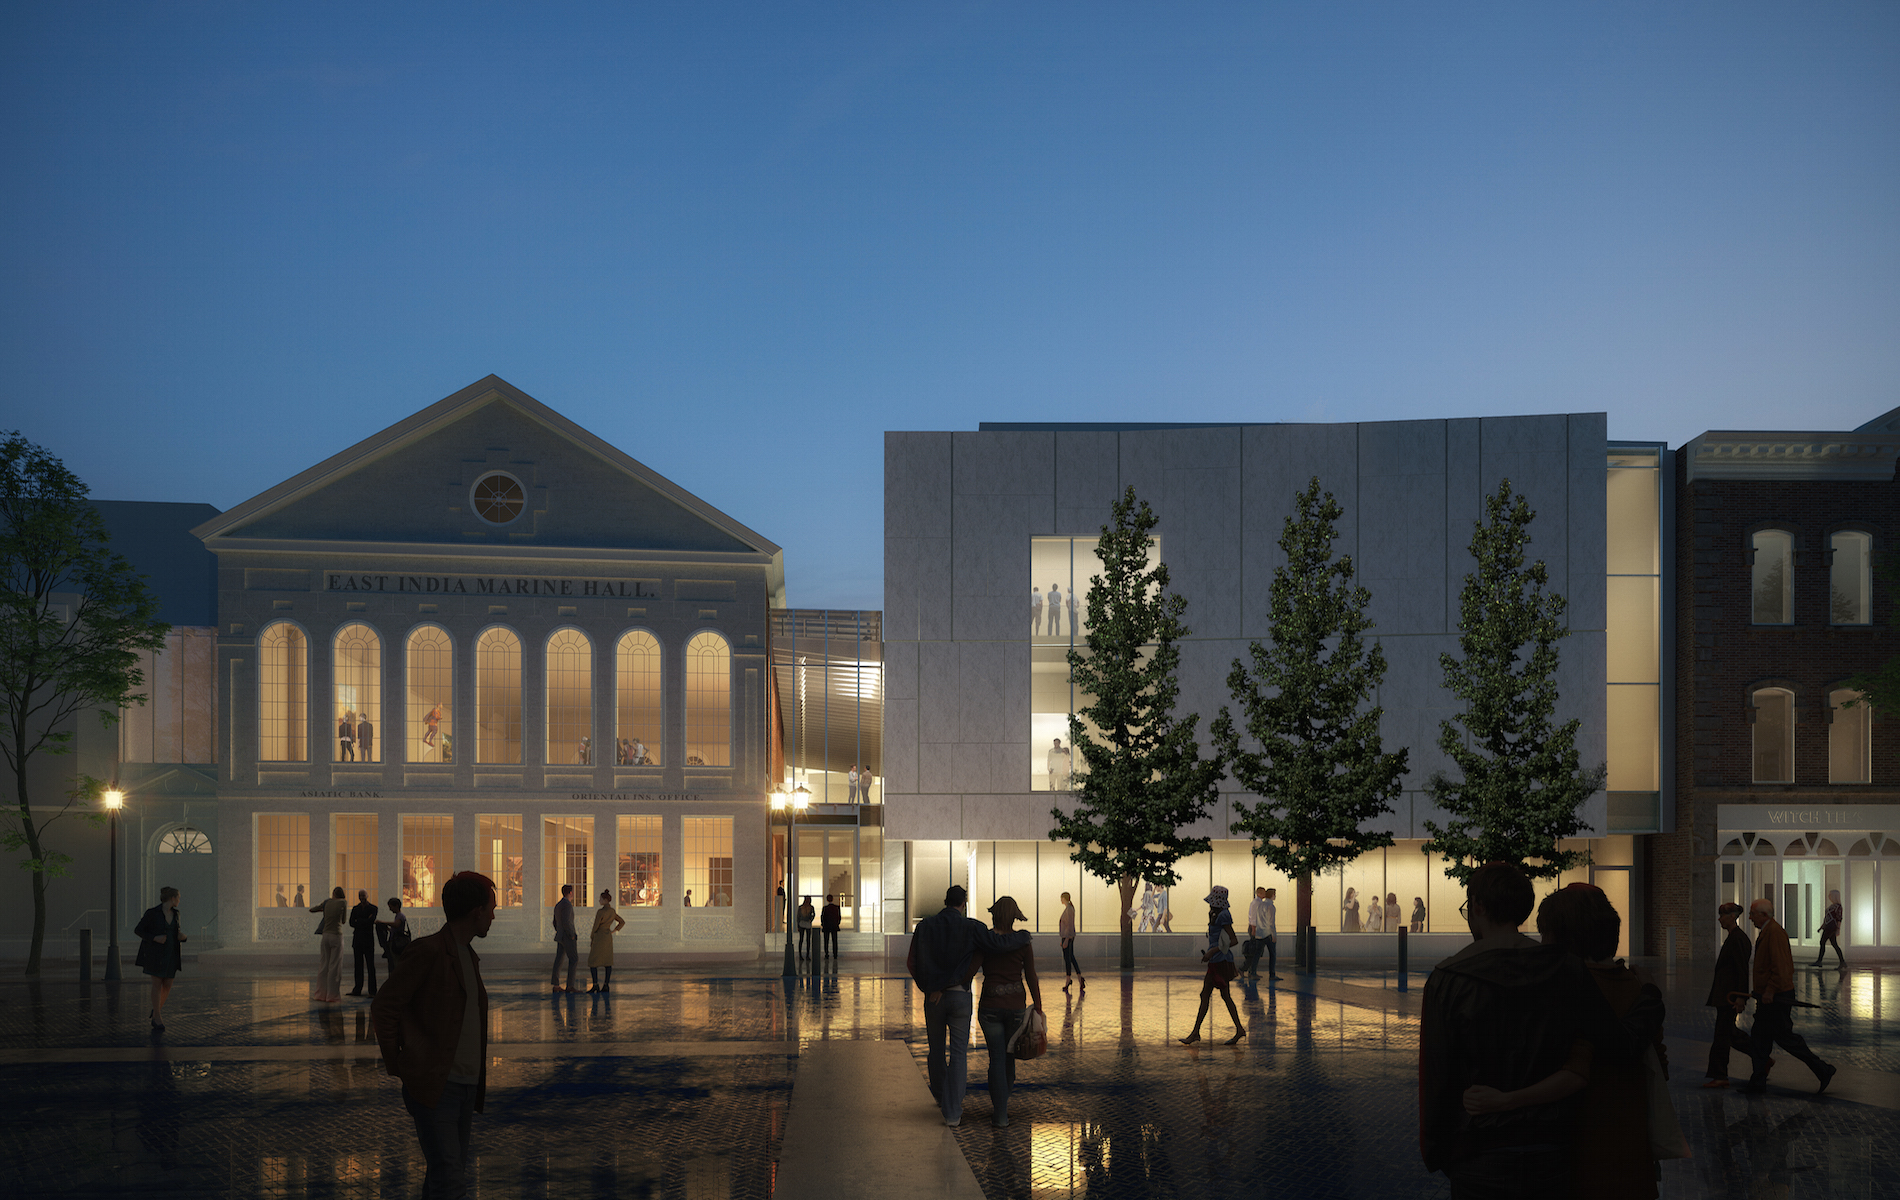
[103,786,124,982]
[773,786,811,977]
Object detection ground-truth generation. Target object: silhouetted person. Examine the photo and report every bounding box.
[1178,886,1243,1045]
[357,713,374,762]
[1814,889,1844,967]
[348,889,381,996]
[1702,902,1754,1088]
[907,884,1033,1127]
[1742,898,1836,1095]
[797,895,815,958]
[550,884,578,993]
[820,894,842,958]
[134,886,186,1031]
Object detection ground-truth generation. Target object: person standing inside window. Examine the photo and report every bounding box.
[338,712,355,762]
[357,712,374,763]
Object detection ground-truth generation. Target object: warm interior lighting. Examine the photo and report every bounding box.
[102,788,124,810]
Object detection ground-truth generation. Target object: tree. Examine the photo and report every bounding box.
[1,433,168,975]
[1049,486,1225,969]
[1843,548,1900,715]
[1211,477,1409,945]
[1423,479,1605,886]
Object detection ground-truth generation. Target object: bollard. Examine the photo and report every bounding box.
[1397,927,1408,991]
[79,928,92,983]
[1665,926,1676,971]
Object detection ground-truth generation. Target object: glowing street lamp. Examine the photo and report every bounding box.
[774,785,812,978]
[102,786,124,982]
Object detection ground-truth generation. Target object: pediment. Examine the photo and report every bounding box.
[193,377,780,561]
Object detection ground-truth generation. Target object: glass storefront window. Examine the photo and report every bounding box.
[617,815,662,907]
[546,628,593,765]
[478,814,524,907]
[616,631,662,766]
[258,622,308,762]
[405,625,454,765]
[1752,688,1794,782]
[543,816,594,908]
[476,627,522,764]
[333,814,378,902]
[401,814,453,909]
[1831,531,1872,625]
[685,816,734,907]
[1752,531,1793,624]
[684,632,731,767]
[256,813,309,907]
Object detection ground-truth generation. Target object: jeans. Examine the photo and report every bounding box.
[977,1007,1027,1126]
[1444,1143,1571,1200]
[352,944,378,994]
[550,935,578,989]
[924,988,973,1123]
[1748,992,1829,1087]
[402,1080,475,1199]
[1060,940,1082,977]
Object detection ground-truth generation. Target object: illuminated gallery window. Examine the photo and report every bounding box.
[476,627,522,764]
[1752,687,1795,783]
[1752,530,1793,625]
[685,816,734,907]
[258,622,308,762]
[478,814,524,908]
[618,815,662,907]
[332,623,382,763]
[1028,535,1157,791]
[401,814,454,909]
[544,816,594,907]
[1831,532,1872,625]
[1830,689,1872,784]
[684,632,730,767]
[546,628,594,765]
[256,813,309,907]
[334,814,379,902]
[405,625,454,765]
[157,826,211,854]
[616,630,662,766]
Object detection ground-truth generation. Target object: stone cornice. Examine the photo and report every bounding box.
[1683,431,1900,483]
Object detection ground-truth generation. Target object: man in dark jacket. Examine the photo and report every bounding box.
[907,885,1032,1127]
[1701,902,1753,1087]
[820,894,842,959]
[348,889,381,997]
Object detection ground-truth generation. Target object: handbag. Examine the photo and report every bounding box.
[1646,1043,1691,1160]
[1007,1008,1048,1060]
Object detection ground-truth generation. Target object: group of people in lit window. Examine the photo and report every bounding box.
[1031,583,1080,637]
[336,710,375,762]
[1342,887,1428,933]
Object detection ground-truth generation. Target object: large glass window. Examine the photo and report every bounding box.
[1830,688,1872,784]
[543,816,594,907]
[618,815,662,906]
[684,632,730,767]
[476,627,522,764]
[333,814,378,901]
[1029,536,1157,790]
[1752,530,1793,625]
[1831,531,1872,625]
[257,814,310,907]
[405,625,454,765]
[478,815,524,908]
[1607,449,1665,832]
[401,815,454,909]
[1753,687,1795,783]
[332,624,382,763]
[546,628,593,765]
[616,631,662,766]
[258,622,308,762]
[685,816,734,907]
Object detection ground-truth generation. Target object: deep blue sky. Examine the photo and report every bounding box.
[4,3,1896,610]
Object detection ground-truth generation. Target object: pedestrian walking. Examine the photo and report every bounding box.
[1241,886,1281,981]
[587,889,624,992]
[1179,886,1244,1045]
[1701,901,1754,1088]
[134,886,186,1031]
[1057,891,1084,990]
[796,895,816,959]
[310,886,347,1003]
[976,896,1042,1128]
[1814,889,1845,967]
[371,871,498,1200]
[550,884,579,993]
[1741,898,1837,1095]
[906,884,1033,1128]
[348,888,381,997]
[379,897,411,966]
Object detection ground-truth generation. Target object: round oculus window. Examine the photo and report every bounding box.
[471,472,526,525]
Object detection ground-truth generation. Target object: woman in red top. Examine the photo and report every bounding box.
[977,896,1042,1128]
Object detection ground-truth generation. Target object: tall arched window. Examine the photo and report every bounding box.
[684,631,731,767]
[258,622,308,761]
[617,630,662,765]
[332,623,382,763]
[1751,530,1793,624]
[546,628,594,765]
[1830,531,1872,625]
[1752,686,1794,783]
[1829,688,1872,783]
[406,625,454,764]
[476,627,522,764]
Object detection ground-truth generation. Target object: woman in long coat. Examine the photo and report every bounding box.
[588,889,626,992]
[310,886,347,1002]
[134,886,186,1030]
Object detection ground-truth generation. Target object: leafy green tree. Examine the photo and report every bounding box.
[1049,486,1224,969]
[1,433,168,975]
[1423,479,1605,885]
[1211,477,1409,942]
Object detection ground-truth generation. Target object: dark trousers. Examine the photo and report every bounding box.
[1815,930,1844,966]
[1060,941,1082,977]
[797,926,813,956]
[352,943,378,994]
[1444,1144,1571,1200]
[924,988,973,1123]
[1748,993,1828,1086]
[550,935,578,989]
[822,928,839,956]
[976,1006,1026,1125]
[1704,1004,1752,1078]
[402,1080,475,1199]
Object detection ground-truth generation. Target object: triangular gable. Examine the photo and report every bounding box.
[193,376,782,561]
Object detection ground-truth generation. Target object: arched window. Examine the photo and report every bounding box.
[1830,531,1872,625]
[258,622,308,761]
[546,628,594,765]
[1751,530,1793,624]
[332,623,382,763]
[616,630,662,766]
[158,827,211,854]
[1829,688,1871,783]
[684,631,731,767]
[476,627,522,764]
[1752,686,1794,782]
[406,625,454,764]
